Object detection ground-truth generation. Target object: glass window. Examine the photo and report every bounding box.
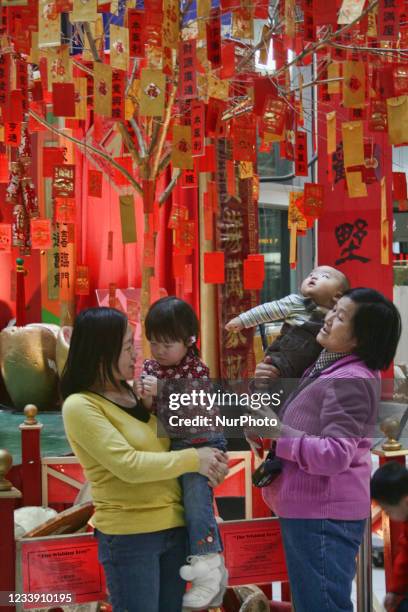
[258,205,290,303]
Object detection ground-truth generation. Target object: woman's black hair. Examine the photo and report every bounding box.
[60,307,128,399]
[145,296,200,355]
[344,287,401,370]
[371,462,408,505]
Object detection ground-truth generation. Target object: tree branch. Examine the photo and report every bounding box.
[83,22,102,63]
[158,168,182,204]
[29,109,143,195]
[130,117,147,159]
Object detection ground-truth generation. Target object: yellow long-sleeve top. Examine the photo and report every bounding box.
[62,392,200,535]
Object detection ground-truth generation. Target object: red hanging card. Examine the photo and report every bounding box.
[43,147,67,178]
[394,64,408,96]
[378,0,400,39]
[55,198,76,223]
[5,122,21,147]
[303,182,325,218]
[393,172,407,200]
[31,218,52,249]
[75,265,90,295]
[0,223,12,252]
[295,131,308,176]
[179,40,197,100]
[88,169,103,197]
[184,263,192,293]
[303,0,315,41]
[314,0,337,25]
[53,165,75,197]
[0,155,8,183]
[226,160,236,197]
[128,9,145,58]
[181,166,197,189]
[243,255,265,290]
[204,252,225,283]
[207,7,221,67]
[203,193,214,241]
[31,80,43,102]
[206,98,225,137]
[253,76,278,116]
[191,101,205,156]
[173,252,185,277]
[198,145,216,173]
[16,60,28,114]
[368,100,388,133]
[111,69,125,121]
[4,90,23,123]
[233,124,256,162]
[0,53,10,110]
[220,42,235,79]
[52,83,76,117]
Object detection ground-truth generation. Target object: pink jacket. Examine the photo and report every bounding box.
[263,355,380,519]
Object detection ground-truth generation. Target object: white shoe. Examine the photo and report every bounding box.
[179,552,222,581]
[182,557,228,610]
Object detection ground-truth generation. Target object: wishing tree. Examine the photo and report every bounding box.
[0,0,405,372]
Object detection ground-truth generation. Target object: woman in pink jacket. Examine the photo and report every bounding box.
[256,288,401,612]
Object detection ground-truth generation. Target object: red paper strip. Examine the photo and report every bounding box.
[5,122,21,147]
[31,218,52,249]
[0,54,10,109]
[393,172,407,200]
[16,60,29,113]
[295,131,308,176]
[207,7,221,67]
[191,101,205,156]
[184,263,192,293]
[198,145,216,173]
[128,9,145,58]
[378,0,400,39]
[52,83,76,117]
[111,69,125,121]
[179,40,197,100]
[0,223,12,252]
[88,169,103,197]
[221,42,235,79]
[181,167,197,188]
[0,155,8,183]
[204,251,225,283]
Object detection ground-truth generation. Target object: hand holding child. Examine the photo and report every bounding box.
[225,317,244,332]
[140,375,158,398]
[384,592,400,611]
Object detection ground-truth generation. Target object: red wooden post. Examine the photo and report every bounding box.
[0,449,22,612]
[15,257,26,327]
[19,405,43,507]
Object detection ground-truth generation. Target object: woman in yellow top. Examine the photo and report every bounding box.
[61,307,228,612]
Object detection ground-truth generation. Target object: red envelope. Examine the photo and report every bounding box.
[52,83,76,117]
[43,147,67,178]
[243,255,265,290]
[204,252,224,283]
[88,169,103,197]
[198,145,216,173]
[5,90,23,123]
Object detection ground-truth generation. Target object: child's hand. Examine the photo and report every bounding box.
[225,317,244,332]
[141,375,158,398]
[133,378,144,398]
[384,592,400,611]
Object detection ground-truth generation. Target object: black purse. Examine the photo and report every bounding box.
[251,446,282,487]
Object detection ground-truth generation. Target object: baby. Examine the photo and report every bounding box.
[226,266,350,379]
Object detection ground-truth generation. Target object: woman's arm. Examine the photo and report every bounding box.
[63,397,222,484]
[275,378,377,476]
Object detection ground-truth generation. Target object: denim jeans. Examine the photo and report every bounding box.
[279,517,366,612]
[172,434,226,555]
[95,527,187,612]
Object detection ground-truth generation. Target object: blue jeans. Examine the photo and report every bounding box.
[279,517,366,612]
[397,598,408,611]
[172,434,226,556]
[95,527,187,612]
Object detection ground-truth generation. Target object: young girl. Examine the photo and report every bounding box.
[135,296,228,610]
